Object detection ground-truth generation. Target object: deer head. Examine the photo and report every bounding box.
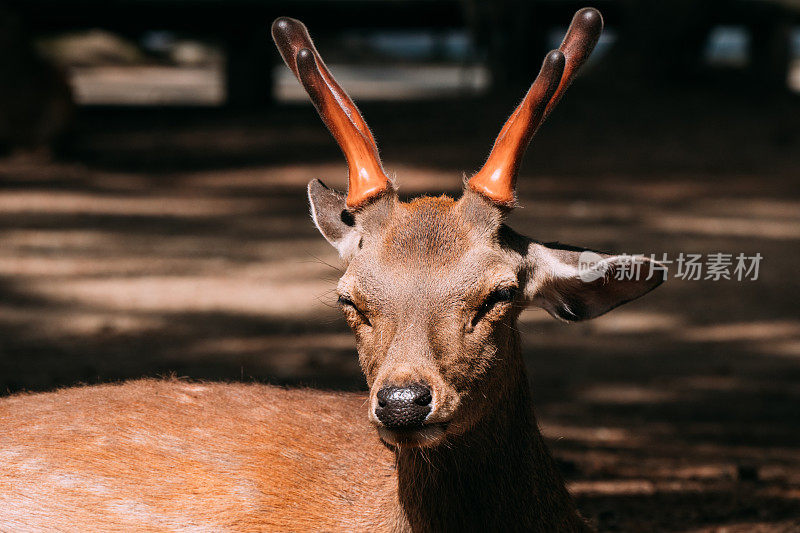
[272,10,662,449]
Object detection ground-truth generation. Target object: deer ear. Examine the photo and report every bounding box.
[525,242,664,321]
[308,179,360,258]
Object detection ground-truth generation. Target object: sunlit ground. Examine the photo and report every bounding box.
[1,80,799,531]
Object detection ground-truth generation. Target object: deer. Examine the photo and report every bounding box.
[0,8,663,532]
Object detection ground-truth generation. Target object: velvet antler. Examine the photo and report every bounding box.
[271,17,389,209]
[468,8,604,207]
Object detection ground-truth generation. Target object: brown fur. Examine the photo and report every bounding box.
[0,379,401,531]
[381,196,466,266]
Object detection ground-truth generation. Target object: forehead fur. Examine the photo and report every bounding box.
[380,195,468,266]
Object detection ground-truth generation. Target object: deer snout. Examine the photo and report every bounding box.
[374,383,432,429]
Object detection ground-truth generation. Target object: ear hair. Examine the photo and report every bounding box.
[526,242,664,321]
[307,179,361,259]
[308,179,396,260]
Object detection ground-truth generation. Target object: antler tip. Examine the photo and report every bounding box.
[271,17,288,39]
[296,47,314,62]
[574,7,604,34]
[271,16,296,33]
[271,17,307,46]
[295,48,320,88]
[544,49,566,69]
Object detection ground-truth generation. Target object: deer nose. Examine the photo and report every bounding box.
[375,383,432,428]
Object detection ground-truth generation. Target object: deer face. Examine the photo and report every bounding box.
[308,183,661,448]
[273,10,663,448]
[330,192,520,446]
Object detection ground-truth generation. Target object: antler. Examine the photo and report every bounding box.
[271,17,389,209]
[467,51,564,206]
[468,8,603,206]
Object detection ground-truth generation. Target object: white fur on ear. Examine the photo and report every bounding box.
[312,212,360,259]
[526,242,664,321]
[307,179,361,260]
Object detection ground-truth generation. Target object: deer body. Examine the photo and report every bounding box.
[0,376,583,531]
[1,9,663,532]
[0,381,400,531]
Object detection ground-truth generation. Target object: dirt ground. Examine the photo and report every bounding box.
[0,81,799,531]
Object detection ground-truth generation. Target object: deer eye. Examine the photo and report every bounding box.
[491,287,516,303]
[471,287,517,326]
[337,296,371,326]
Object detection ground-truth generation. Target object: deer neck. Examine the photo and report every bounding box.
[392,332,588,532]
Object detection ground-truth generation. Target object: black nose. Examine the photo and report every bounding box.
[375,383,432,429]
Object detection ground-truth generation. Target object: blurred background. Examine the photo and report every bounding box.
[1,0,799,530]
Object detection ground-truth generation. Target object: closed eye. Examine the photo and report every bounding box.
[337,295,371,326]
[471,287,516,327]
